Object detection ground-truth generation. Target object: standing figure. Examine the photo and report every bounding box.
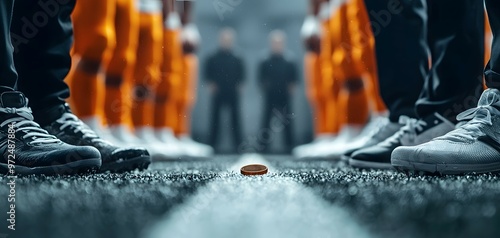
[204,28,245,152]
[258,30,298,152]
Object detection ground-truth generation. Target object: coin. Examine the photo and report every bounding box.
[240,164,268,176]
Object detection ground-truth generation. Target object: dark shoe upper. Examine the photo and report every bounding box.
[0,92,100,169]
[42,105,149,167]
[350,113,455,164]
[343,119,403,158]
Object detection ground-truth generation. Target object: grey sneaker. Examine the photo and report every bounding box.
[341,117,403,160]
[392,88,500,174]
[349,113,455,169]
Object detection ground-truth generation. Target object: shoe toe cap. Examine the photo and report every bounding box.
[351,146,393,163]
[111,147,150,160]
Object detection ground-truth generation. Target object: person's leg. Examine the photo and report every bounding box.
[363,0,427,122]
[155,25,182,133]
[259,99,274,152]
[11,0,78,125]
[11,0,149,172]
[350,0,457,169]
[352,0,386,113]
[416,0,484,122]
[331,3,370,135]
[175,53,198,136]
[0,0,104,175]
[209,94,223,147]
[389,0,500,175]
[229,95,243,149]
[66,0,115,121]
[105,0,139,127]
[486,0,500,89]
[131,12,163,128]
[0,0,17,92]
[282,102,294,151]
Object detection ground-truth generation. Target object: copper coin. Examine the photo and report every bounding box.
[240,164,268,176]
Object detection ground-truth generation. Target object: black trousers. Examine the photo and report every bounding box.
[486,0,500,89]
[209,94,243,149]
[1,0,74,125]
[364,0,484,122]
[260,98,293,151]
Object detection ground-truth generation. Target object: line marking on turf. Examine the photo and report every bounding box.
[143,154,371,238]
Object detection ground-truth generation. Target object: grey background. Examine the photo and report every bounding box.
[190,0,314,152]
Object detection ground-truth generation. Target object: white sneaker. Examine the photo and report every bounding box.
[392,89,500,174]
[154,128,187,159]
[108,124,141,146]
[80,116,120,145]
[292,134,336,158]
[135,127,182,161]
[307,125,363,158]
[309,116,387,160]
[178,134,214,158]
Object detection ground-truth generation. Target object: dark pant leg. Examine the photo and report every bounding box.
[363,0,427,121]
[416,0,484,122]
[209,94,223,147]
[486,0,500,89]
[228,95,243,148]
[259,99,274,151]
[0,0,17,92]
[10,0,76,125]
[280,102,293,149]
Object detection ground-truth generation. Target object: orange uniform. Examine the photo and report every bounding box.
[156,18,183,131]
[69,0,139,127]
[131,6,163,127]
[328,0,371,128]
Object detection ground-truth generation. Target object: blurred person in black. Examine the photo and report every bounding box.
[204,28,245,152]
[258,30,298,153]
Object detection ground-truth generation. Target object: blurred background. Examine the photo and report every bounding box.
[190,0,313,153]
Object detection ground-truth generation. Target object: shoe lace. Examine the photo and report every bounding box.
[447,99,500,141]
[0,107,60,144]
[57,113,106,143]
[380,116,425,146]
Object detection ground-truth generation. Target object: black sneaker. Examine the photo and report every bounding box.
[0,92,101,175]
[43,105,150,172]
[349,113,455,169]
[341,118,403,161]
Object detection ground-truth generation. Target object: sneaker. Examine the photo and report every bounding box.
[0,92,101,175]
[314,116,391,160]
[341,117,403,160]
[178,135,214,158]
[292,134,335,158]
[43,105,150,172]
[349,112,455,169]
[135,127,183,160]
[302,125,363,159]
[392,88,500,174]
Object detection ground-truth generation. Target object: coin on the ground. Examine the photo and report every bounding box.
[240,164,268,176]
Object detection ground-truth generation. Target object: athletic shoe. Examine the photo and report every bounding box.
[292,134,335,158]
[349,112,455,169]
[0,92,101,175]
[316,116,390,160]
[43,105,150,172]
[301,125,363,159]
[81,116,121,145]
[135,127,183,160]
[392,88,500,174]
[341,117,403,160]
[178,135,214,158]
[108,124,141,146]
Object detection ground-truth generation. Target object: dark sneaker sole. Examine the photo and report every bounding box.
[0,158,101,175]
[349,158,394,170]
[100,155,151,173]
[294,155,343,161]
[392,158,500,175]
